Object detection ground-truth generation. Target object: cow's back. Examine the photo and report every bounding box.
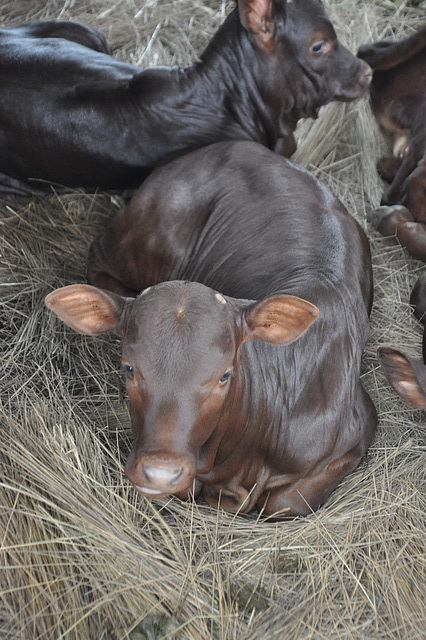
[91,141,371,308]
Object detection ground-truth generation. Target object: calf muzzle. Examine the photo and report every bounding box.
[336,59,372,101]
[125,451,195,498]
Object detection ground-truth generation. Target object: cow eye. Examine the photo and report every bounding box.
[311,40,326,53]
[218,370,233,386]
[122,364,134,378]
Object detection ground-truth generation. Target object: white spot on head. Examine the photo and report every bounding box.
[215,293,227,304]
[141,287,151,296]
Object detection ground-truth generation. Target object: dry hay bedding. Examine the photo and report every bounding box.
[0,1,425,639]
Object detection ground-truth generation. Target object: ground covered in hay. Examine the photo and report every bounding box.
[0,1,425,639]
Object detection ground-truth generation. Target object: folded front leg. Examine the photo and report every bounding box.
[256,448,364,520]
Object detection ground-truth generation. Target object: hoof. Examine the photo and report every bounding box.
[368,205,411,231]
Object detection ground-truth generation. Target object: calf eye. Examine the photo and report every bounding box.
[218,370,233,386]
[311,40,326,53]
[122,364,134,378]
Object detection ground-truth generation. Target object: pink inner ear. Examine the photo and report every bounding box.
[45,284,124,336]
[246,295,319,345]
[238,0,273,35]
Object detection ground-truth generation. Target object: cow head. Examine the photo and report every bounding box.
[237,0,371,113]
[45,281,318,498]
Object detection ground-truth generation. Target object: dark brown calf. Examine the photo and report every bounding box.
[0,0,371,195]
[45,141,377,519]
[358,26,426,261]
[377,272,426,410]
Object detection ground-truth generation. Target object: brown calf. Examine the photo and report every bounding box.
[358,26,426,261]
[46,141,377,519]
[0,0,371,195]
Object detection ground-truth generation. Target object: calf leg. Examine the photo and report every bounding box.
[369,205,426,262]
[174,479,203,501]
[404,157,426,223]
[388,218,426,263]
[256,448,365,520]
[381,137,424,211]
[377,157,402,183]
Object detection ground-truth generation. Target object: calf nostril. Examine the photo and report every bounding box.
[169,467,183,481]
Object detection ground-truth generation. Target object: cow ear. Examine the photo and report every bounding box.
[377,347,426,410]
[45,284,128,335]
[243,294,319,345]
[237,0,277,51]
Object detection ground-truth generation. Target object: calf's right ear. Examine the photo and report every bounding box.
[45,284,127,335]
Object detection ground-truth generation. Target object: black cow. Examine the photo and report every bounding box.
[0,0,371,195]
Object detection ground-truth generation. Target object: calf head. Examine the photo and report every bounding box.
[238,0,371,116]
[45,281,318,498]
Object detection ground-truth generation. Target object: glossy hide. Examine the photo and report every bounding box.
[0,0,371,195]
[1,20,111,54]
[377,272,426,410]
[46,141,377,519]
[358,26,426,261]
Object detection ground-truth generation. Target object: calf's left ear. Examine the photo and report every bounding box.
[237,0,277,51]
[45,284,127,335]
[243,294,319,345]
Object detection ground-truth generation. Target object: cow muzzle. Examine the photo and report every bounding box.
[336,60,372,101]
[125,452,195,498]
